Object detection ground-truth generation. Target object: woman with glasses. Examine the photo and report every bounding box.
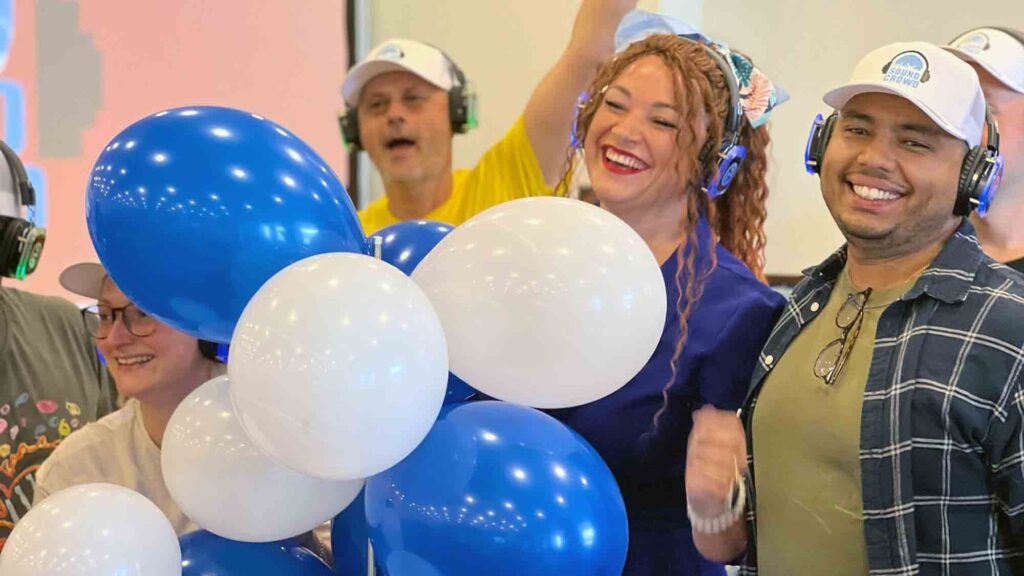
[548,33,786,574]
[32,261,222,534]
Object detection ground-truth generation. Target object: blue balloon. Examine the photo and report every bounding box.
[444,372,477,405]
[331,488,369,576]
[87,106,368,343]
[179,531,332,576]
[375,219,452,276]
[366,401,628,576]
[373,219,476,405]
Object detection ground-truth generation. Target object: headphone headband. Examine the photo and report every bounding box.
[0,140,35,208]
[681,36,743,144]
[677,35,747,198]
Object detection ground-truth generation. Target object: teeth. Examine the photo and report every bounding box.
[117,355,154,366]
[605,149,646,170]
[852,185,901,201]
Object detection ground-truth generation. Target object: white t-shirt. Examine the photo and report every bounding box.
[33,398,198,535]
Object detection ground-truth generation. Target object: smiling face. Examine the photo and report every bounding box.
[96,277,210,404]
[582,55,700,219]
[820,92,966,260]
[356,71,453,189]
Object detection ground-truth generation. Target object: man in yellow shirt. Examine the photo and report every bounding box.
[341,0,638,234]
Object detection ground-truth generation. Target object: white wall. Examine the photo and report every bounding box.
[364,0,658,201]
[698,0,1024,274]
[365,0,1023,275]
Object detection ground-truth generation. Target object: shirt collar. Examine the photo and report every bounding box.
[798,218,982,305]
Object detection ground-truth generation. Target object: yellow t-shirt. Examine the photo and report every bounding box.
[751,267,917,576]
[358,116,555,234]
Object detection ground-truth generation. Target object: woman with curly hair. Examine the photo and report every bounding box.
[548,33,786,574]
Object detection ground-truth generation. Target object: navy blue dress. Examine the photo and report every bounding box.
[548,220,784,575]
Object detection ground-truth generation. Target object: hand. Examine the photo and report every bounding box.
[686,405,748,518]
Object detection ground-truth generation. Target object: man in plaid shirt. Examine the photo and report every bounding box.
[684,42,1024,575]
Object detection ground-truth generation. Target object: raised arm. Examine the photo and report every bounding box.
[522,0,639,186]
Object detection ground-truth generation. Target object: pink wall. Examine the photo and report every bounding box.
[4,1,349,302]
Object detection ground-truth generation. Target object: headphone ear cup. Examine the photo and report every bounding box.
[805,113,837,175]
[955,146,985,216]
[339,111,362,151]
[449,85,474,134]
[198,340,224,362]
[705,144,747,198]
[881,62,891,74]
[921,69,931,83]
[0,218,28,278]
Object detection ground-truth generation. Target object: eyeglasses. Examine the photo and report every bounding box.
[813,288,872,385]
[82,304,158,339]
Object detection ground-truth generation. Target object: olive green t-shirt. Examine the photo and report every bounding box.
[752,267,916,576]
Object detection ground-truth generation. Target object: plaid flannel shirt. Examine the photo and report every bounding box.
[740,220,1024,575]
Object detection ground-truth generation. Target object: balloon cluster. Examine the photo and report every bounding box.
[0,106,668,575]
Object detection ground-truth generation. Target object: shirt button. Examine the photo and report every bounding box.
[765,355,775,366]
[810,302,820,312]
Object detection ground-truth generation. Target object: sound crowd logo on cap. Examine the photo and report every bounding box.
[376,44,405,61]
[953,32,991,54]
[881,51,931,88]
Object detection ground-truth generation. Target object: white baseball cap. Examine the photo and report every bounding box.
[0,148,20,219]
[945,27,1024,94]
[342,39,456,106]
[823,41,987,147]
[60,262,107,299]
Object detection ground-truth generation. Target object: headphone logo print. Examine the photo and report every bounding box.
[881,51,931,88]
[376,44,405,61]
[953,33,991,54]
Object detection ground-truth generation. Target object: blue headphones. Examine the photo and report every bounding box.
[684,36,747,199]
[804,109,1003,216]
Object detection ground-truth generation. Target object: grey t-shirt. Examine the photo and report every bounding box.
[0,286,116,546]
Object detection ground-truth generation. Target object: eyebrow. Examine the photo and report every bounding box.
[842,108,946,137]
[607,85,676,111]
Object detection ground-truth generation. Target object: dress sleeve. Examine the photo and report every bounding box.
[697,290,784,411]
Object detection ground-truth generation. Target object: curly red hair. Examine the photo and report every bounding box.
[560,34,772,427]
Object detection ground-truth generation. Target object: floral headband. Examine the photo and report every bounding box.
[706,39,787,129]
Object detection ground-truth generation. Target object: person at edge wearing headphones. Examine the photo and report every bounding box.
[31,262,223,535]
[0,143,116,549]
[687,42,1024,576]
[344,0,638,234]
[547,31,786,575]
[946,27,1024,273]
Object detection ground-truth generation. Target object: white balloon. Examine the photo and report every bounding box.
[229,253,448,481]
[162,375,365,542]
[0,483,181,576]
[412,197,666,409]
